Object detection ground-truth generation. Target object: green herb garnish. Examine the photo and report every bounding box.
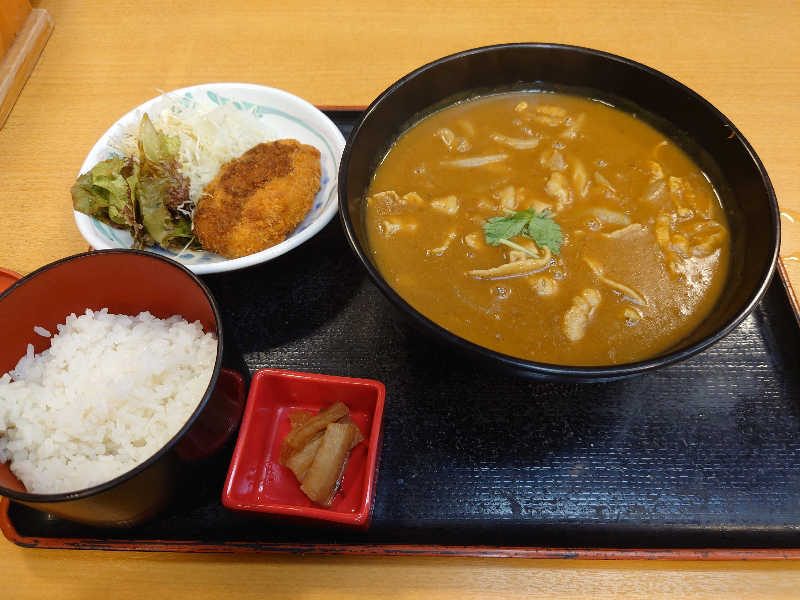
[482,208,563,257]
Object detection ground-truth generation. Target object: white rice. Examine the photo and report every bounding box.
[33,325,51,338]
[0,308,217,494]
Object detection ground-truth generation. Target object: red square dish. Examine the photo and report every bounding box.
[222,369,385,527]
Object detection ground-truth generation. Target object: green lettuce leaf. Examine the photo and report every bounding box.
[72,114,196,251]
[71,156,139,230]
[136,114,195,250]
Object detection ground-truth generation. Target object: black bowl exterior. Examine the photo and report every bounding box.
[339,43,780,381]
[15,454,179,527]
[0,250,227,526]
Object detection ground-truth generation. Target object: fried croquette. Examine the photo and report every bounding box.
[193,139,321,258]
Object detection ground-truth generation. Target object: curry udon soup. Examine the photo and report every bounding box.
[364,91,731,366]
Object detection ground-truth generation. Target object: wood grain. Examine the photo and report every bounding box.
[0,8,53,129]
[0,0,31,57]
[3,540,800,600]
[1,0,800,596]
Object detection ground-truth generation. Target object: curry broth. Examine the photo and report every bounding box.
[365,92,730,366]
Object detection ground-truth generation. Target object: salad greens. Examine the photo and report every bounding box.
[71,114,196,250]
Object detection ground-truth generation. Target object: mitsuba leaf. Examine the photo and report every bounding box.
[526,211,563,255]
[482,208,563,255]
[483,209,533,244]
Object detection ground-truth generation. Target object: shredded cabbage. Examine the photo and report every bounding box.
[112,94,276,203]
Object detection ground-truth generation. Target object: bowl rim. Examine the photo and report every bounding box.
[73,82,347,275]
[338,42,781,379]
[0,248,224,502]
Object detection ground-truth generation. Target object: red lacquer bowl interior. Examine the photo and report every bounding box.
[0,251,229,501]
[223,369,385,527]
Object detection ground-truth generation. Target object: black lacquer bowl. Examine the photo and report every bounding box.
[338,43,780,381]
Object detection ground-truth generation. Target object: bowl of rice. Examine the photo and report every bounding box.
[0,250,243,526]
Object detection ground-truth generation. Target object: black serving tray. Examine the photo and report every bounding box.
[4,111,800,556]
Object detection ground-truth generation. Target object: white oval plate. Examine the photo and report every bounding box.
[73,83,345,275]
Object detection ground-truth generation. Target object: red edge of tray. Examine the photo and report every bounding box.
[0,267,23,291]
[3,497,799,560]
